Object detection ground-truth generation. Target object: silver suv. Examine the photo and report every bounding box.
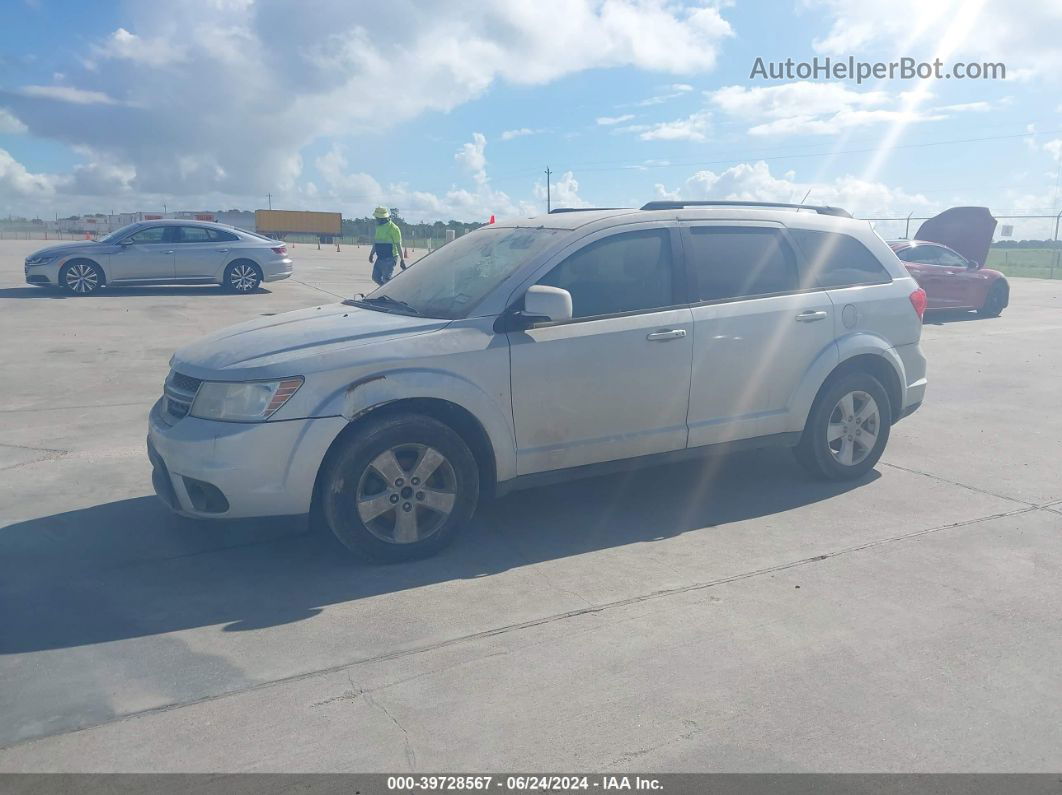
[24,219,293,295]
[148,202,927,561]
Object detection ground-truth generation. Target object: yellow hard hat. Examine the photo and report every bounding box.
[372,206,390,219]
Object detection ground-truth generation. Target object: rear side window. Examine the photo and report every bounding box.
[789,229,892,288]
[208,229,240,242]
[538,229,674,319]
[178,226,212,243]
[686,227,798,301]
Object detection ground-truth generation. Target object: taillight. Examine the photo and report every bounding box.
[909,287,927,321]
[271,245,286,255]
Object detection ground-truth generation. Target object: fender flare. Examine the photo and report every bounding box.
[788,333,906,430]
[314,367,517,483]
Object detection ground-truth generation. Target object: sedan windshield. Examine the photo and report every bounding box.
[98,223,142,243]
[359,226,566,319]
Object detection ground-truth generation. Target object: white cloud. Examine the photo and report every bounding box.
[0,107,28,134]
[652,160,935,217]
[0,148,60,200]
[500,128,538,140]
[313,135,537,222]
[534,170,590,208]
[1043,139,1062,161]
[2,0,734,211]
[455,132,488,185]
[635,110,712,141]
[597,114,635,125]
[91,27,187,67]
[808,0,1062,79]
[707,82,987,136]
[18,85,120,105]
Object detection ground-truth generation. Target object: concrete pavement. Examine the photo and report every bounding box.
[1,239,1059,771]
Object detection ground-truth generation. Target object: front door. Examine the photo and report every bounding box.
[508,227,693,475]
[111,225,175,281]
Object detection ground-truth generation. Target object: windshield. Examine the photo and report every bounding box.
[98,223,143,243]
[360,226,566,319]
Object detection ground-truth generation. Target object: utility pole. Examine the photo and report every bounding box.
[544,167,552,214]
[267,193,272,210]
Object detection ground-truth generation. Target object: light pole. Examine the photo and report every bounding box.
[544,166,552,213]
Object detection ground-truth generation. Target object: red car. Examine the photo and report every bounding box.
[888,240,1009,317]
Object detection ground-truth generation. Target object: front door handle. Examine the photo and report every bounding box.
[795,310,828,322]
[216,248,229,253]
[647,329,687,341]
[162,250,174,255]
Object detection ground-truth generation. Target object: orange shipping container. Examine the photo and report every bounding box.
[255,209,341,236]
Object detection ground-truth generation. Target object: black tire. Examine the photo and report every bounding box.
[223,260,262,293]
[319,413,479,562]
[59,259,104,295]
[794,371,892,481]
[977,282,1007,317]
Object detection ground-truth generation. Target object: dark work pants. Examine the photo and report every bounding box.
[372,256,396,285]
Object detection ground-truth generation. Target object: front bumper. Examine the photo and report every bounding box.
[24,262,60,286]
[147,398,346,519]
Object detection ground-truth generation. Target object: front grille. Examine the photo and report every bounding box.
[163,371,202,421]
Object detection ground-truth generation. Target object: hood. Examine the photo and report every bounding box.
[915,206,996,266]
[27,241,100,259]
[172,302,449,377]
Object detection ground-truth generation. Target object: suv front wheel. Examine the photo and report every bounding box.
[795,371,891,480]
[320,413,480,561]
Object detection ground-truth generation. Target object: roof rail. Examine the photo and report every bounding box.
[639,200,852,218]
[548,207,624,214]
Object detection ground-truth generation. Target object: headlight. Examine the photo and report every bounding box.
[189,377,303,422]
[26,255,57,266]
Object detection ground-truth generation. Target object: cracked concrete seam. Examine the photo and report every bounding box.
[0,499,1035,756]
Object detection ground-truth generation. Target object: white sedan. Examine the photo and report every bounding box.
[24,219,293,295]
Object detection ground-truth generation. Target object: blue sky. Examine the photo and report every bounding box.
[1,0,1061,236]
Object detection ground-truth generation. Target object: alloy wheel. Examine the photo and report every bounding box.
[229,263,258,291]
[65,262,99,294]
[826,390,880,467]
[356,444,458,544]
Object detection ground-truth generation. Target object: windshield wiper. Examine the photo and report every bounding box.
[345,294,421,315]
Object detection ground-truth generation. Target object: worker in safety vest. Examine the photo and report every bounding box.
[368,206,406,285]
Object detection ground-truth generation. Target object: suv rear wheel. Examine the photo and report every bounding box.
[795,371,891,480]
[320,413,479,561]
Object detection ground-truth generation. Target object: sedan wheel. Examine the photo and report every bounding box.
[224,261,262,292]
[61,261,103,295]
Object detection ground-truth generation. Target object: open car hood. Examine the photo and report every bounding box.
[915,206,997,266]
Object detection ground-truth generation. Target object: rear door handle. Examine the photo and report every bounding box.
[162,250,174,255]
[647,329,687,341]
[795,310,828,322]
[216,248,229,253]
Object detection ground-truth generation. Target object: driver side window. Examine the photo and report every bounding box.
[537,229,674,319]
[127,226,166,244]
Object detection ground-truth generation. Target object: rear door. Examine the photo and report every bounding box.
[789,228,899,341]
[173,226,229,279]
[111,225,175,281]
[680,223,836,446]
[508,226,694,475]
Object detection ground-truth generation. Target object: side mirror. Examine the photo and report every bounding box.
[523,285,573,323]
[118,239,133,246]
[966,258,981,269]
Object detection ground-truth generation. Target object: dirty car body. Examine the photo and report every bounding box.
[149,205,928,560]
